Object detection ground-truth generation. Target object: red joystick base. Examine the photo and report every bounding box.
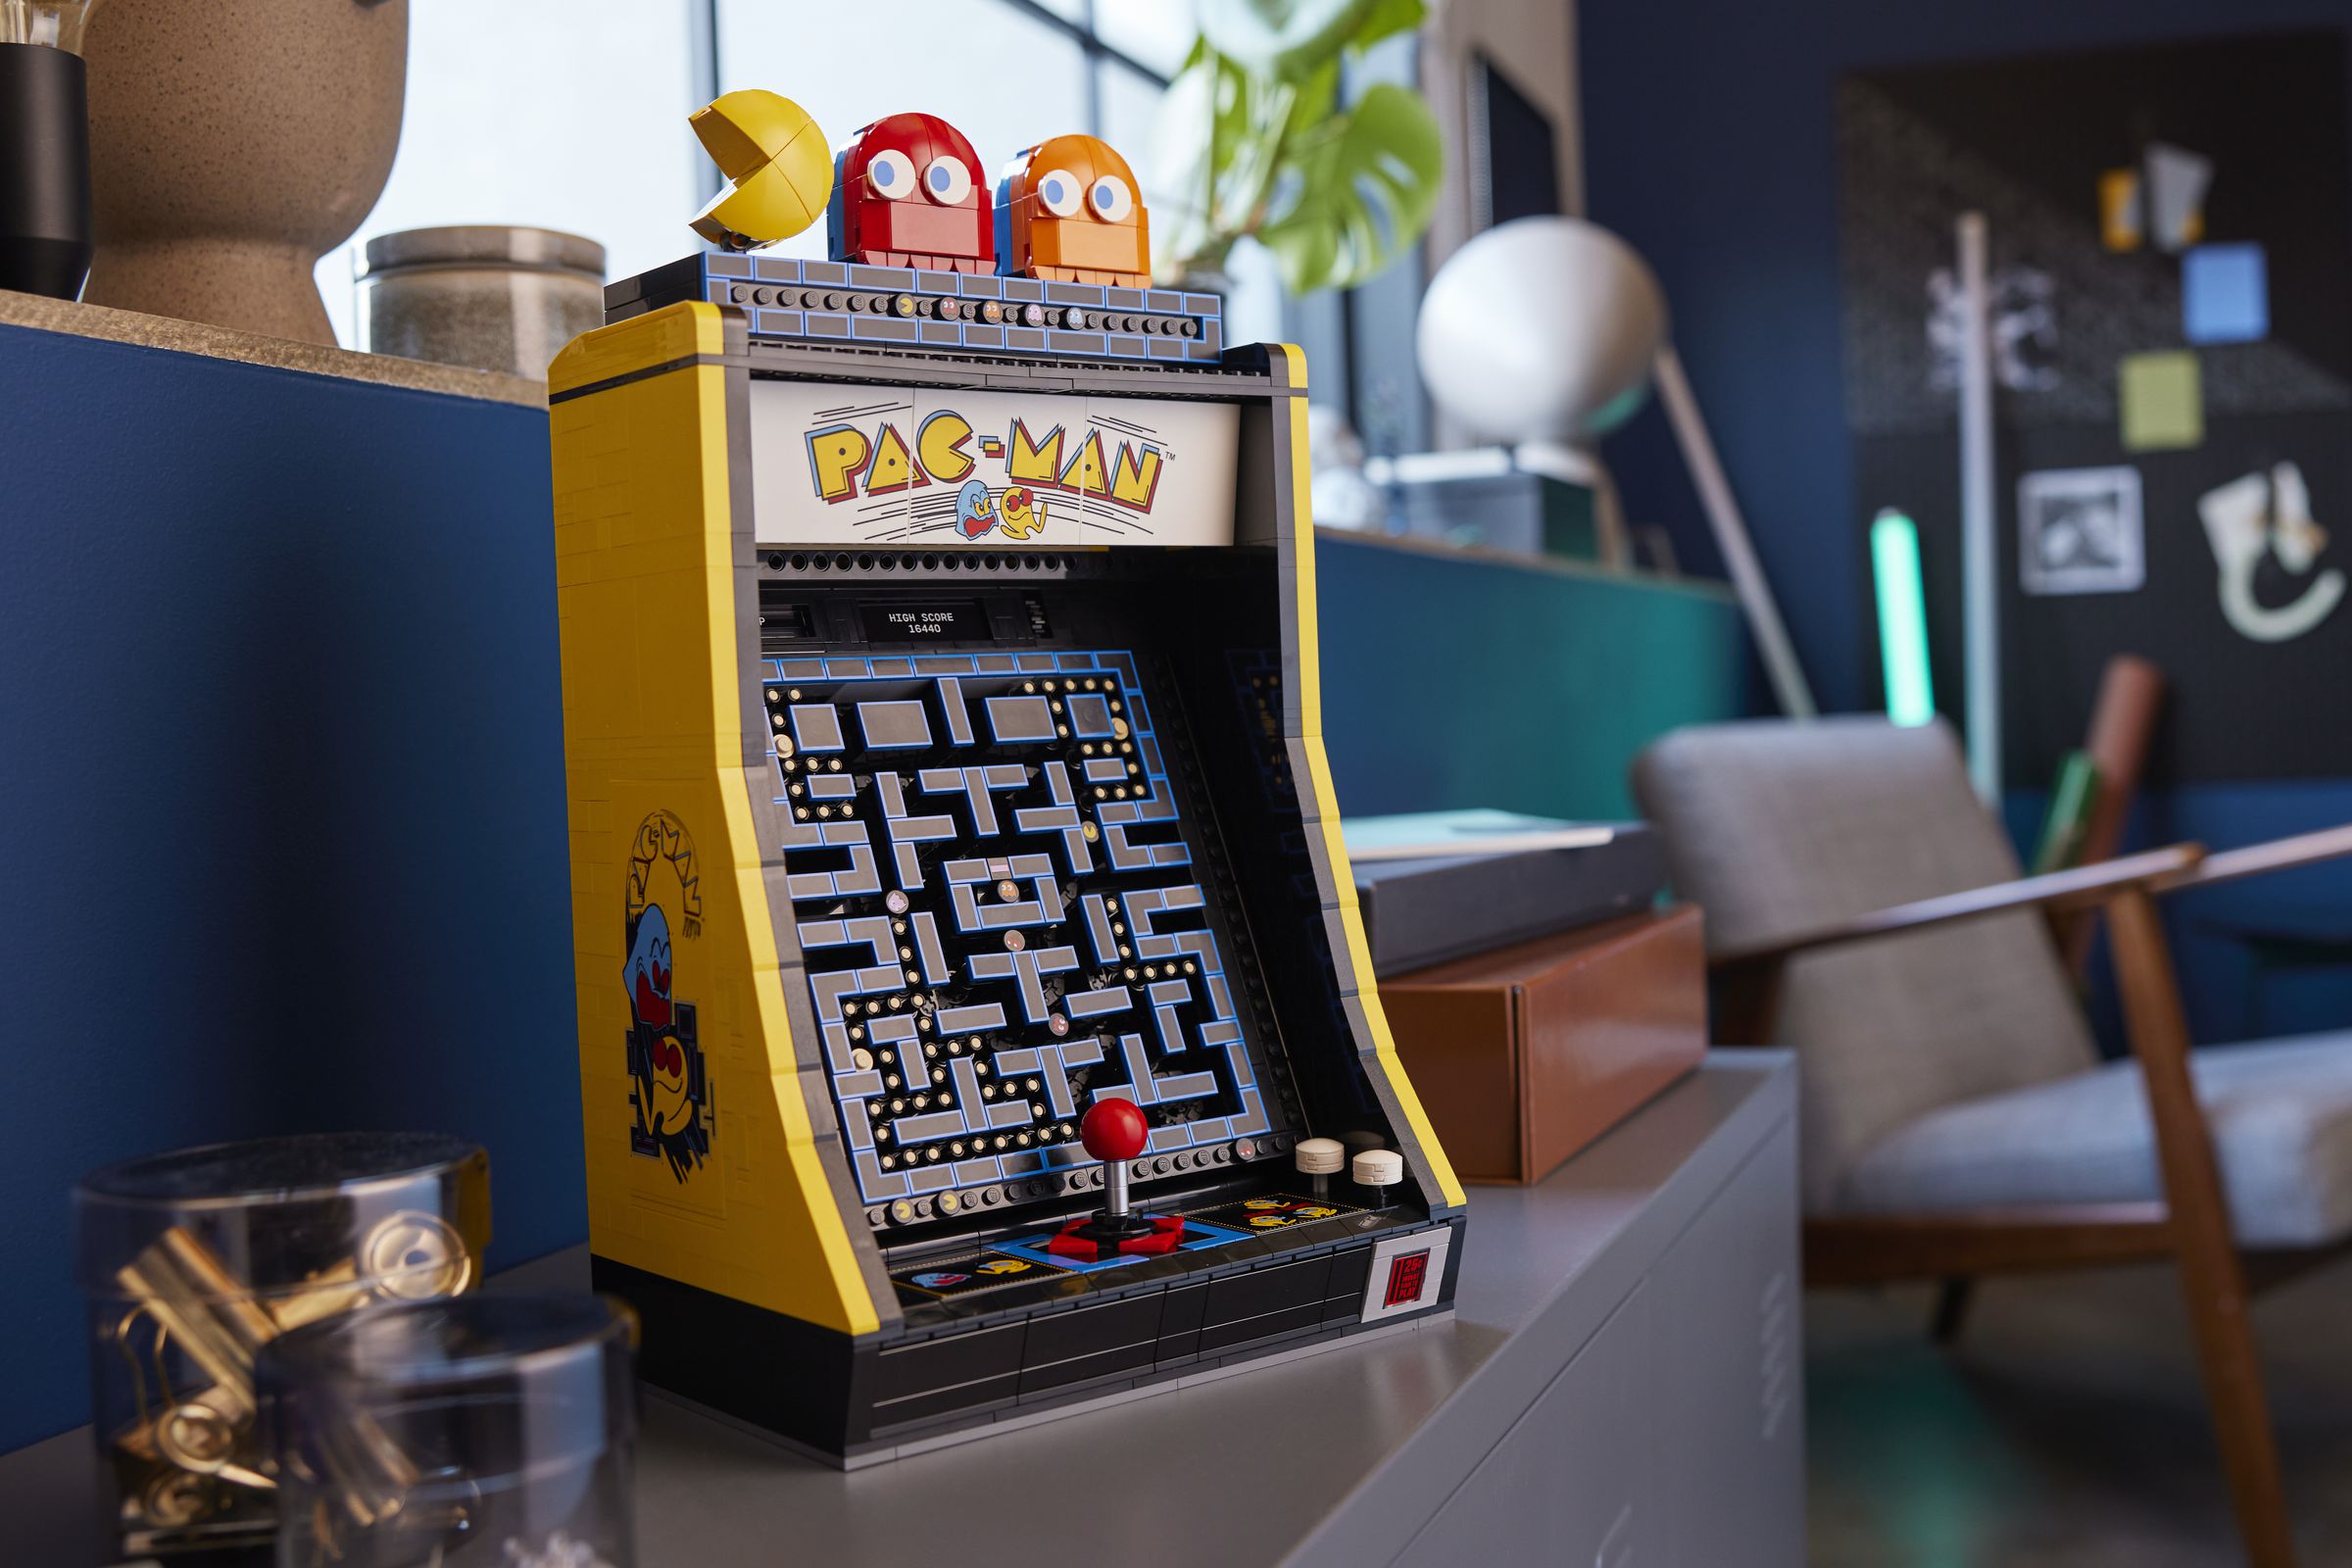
[1052,1100,1168,1260]
[1047,1213,1188,1262]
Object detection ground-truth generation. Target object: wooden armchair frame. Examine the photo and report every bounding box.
[1712,823,2352,1568]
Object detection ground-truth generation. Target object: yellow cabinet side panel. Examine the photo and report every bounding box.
[551,304,879,1335]
[1273,344,1467,1211]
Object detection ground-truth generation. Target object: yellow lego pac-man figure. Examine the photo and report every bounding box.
[690,89,831,249]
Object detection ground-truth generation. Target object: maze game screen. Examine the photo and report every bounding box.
[769,642,1300,1219]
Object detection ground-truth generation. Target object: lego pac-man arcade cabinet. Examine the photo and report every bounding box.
[547,113,1464,1466]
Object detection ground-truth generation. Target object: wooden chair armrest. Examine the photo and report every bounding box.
[1702,820,2351,1048]
[1710,842,2207,971]
[2161,821,2352,893]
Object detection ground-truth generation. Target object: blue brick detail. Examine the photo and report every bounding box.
[957,273,1002,298]
[850,264,917,291]
[1104,286,1146,310]
[1181,292,1219,316]
[1200,320,1222,354]
[1185,339,1220,361]
[1001,276,1044,302]
[1005,326,1048,351]
[852,316,920,342]
[1145,289,1184,312]
[915,270,960,295]
[1045,281,1104,307]
[752,255,802,282]
[1105,333,1149,359]
[919,320,960,345]
[706,281,732,306]
[807,313,852,338]
[1048,330,1108,356]
[708,254,753,277]
[802,259,848,285]
[756,309,806,337]
[963,323,1004,348]
[1149,338,1187,361]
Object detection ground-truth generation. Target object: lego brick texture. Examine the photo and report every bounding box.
[0,321,578,1450]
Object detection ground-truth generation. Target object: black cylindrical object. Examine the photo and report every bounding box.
[0,40,94,300]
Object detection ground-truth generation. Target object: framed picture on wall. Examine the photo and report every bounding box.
[2018,466,2143,596]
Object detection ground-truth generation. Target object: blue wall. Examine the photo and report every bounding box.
[0,324,581,1450]
[1583,0,2352,1044]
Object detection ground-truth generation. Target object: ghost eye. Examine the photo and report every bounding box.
[866,149,916,200]
[922,155,972,206]
[1037,169,1083,219]
[1088,174,1134,222]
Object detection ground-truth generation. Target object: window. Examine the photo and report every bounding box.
[315,0,703,347]
[713,0,1091,262]
[319,2,1292,355]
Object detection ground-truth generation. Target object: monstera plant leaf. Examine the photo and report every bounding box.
[1252,81,1443,294]
[1151,43,1288,274]
[1196,0,1421,80]
[1149,0,1439,291]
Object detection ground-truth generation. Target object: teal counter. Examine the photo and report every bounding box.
[1313,531,1750,820]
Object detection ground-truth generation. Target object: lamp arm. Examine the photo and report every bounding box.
[1651,344,1818,718]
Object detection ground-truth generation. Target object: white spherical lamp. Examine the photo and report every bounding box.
[1415,217,1669,446]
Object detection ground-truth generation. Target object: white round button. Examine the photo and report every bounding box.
[1352,1149,1403,1187]
[1295,1137,1345,1176]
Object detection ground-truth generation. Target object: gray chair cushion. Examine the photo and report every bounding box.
[1838,1032,2352,1248]
[1634,717,2099,1209]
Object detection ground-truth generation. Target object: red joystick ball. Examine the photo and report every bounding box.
[1081,1099,1150,1162]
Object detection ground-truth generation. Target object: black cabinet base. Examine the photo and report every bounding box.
[595,1217,1462,1467]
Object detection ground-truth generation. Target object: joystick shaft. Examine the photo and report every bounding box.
[1103,1144,1134,1225]
[1070,1100,1154,1246]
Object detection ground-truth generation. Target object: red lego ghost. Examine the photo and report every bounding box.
[828,112,995,274]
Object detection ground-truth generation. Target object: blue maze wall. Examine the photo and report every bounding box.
[771,651,1278,1216]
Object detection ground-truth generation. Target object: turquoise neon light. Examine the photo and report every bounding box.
[1871,509,1936,727]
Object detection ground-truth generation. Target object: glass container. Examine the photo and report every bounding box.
[0,0,99,53]
[74,1132,490,1558]
[260,1292,637,1568]
[357,225,607,379]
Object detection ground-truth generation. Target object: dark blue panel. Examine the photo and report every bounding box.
[1580,0,2352,714]
[1580,0,2352,1045]
[0,324,578,1449]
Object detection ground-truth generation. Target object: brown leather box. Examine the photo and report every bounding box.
[1380,906,1707,1184]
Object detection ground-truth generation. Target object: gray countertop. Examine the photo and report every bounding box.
[2,1053,1794,1568]
[0,287,547,408]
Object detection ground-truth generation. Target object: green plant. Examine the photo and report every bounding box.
[1151,0,1445,295]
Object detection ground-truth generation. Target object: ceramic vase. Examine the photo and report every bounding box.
[81,0,408,345]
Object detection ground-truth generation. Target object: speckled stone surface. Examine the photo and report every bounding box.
[0,286,547,408]
[81,0,409,346]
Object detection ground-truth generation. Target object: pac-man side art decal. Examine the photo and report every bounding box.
[749,378,1240,549]
[623,810,712,1181]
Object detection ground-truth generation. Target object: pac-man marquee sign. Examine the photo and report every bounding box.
[749,379,1239,548]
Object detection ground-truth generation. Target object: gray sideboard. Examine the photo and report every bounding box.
[1,1052,1799,1567]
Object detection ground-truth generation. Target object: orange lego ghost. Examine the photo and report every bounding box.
[994,134,1151,289]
